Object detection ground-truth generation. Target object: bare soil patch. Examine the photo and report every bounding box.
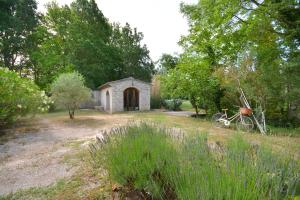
[0,111,132,195]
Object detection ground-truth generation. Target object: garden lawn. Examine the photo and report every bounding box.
[134,112,300,159]
[180,100,194,111]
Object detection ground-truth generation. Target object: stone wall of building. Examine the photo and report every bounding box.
[110,78,150,113]
[98,77,151,113]
[100,87,112,113]
[79,90,101,109]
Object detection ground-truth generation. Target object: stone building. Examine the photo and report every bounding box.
[97,77,151,113]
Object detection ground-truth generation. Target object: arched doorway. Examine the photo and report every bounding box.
[124,87,139,111]
[106,91,110,111]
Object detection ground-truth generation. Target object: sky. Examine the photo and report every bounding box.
[37,0,197,61]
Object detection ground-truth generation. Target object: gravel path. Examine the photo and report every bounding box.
[0,113,131,195]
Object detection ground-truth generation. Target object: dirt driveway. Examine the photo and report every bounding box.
[0,111,132,195]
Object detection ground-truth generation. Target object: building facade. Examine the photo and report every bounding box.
[98,77,151,113]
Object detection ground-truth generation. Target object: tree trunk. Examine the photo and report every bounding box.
[195,106,199,117]
[190,96,199,116]
[69,109,75,119]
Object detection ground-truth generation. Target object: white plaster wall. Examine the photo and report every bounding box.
[100,87,112,113]
[110,79,151,113]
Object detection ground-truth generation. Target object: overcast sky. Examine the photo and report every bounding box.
[37,0,197,61]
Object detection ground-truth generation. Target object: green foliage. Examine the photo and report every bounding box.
[92,124,300,200]
[0,0,38,72]
[0,68,50,126]
[180,100,194,111]
[29,0,113,89]
[111,23,154,82]
[94,123,179,199]
[50,72,90,119]
[180,0,300,126]
[29,22,75,91]
[160,69,183,100]
[162,99,182,111]
[161,55,218,114]
[157,53,179,74]
[0,0,154,91]
[29,1,154,90]
[150,96,162,109]
[2,179,81,200]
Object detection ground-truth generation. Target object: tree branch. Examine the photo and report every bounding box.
[241,5,255,11]
[234,15,247,23]
[250,0,263,7]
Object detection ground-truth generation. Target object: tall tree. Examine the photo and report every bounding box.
[161,55,218,115]
[111,23,154,82]
[28,12,74,91]
[157,53,179,74]
[68,0,119,88]
[0,0,38,73]
[31,0,154,90]
[30,0,115,89]
[180,0,300,125]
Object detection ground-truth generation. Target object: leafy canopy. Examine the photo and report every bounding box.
[161,55,218,114]
[0,0,38,72]
[157,53,179,74]
[179,0,300,125]
[30,0,154,90]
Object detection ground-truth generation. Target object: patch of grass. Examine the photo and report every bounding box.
[1,178,82,200]
[179,100,194,111]
[134,112,300,157]
[37,109,107,120]
[134,112,212,131]
[268,126,300,137]
[91,123,300,200]
[61,140,86,166]
[37,109,111,129]
[61,117,107,128]
[63,140,84,149]
[2,166,109,200]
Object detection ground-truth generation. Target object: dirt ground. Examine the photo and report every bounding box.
[0,111,132,195]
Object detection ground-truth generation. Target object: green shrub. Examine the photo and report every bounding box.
[150,96,162,109]
[91,124,300,200]
[163,99,182,111]
[50,72,91,119]
[0,68,50,126]
[92,123,179,199]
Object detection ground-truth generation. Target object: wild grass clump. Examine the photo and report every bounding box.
[90,123,179,199]
[176,134,300,200]
[267,126,300,137]
[90,123,300,200]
